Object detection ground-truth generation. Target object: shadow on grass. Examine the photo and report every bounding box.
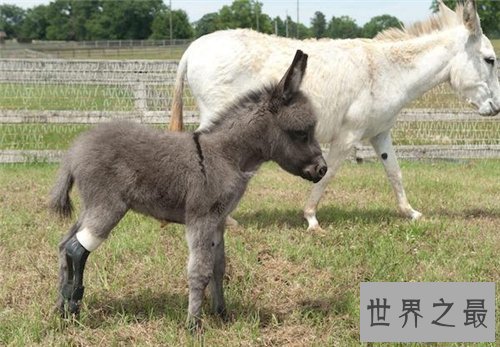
[84,290,188,327]
[298,294,353,317]
[430,207,500,219]
[80,288,351,329]
[226,292,353,328]
[236,205,399,229]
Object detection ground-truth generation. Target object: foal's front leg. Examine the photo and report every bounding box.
[370,130,422,220]
[185,219,223,331]
[209,222,226,318]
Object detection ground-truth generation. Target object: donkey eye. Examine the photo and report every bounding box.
[484,57,495,66]
[290,130,308,142]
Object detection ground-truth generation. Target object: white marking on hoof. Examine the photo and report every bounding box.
[410,210,423,220]
[225,216,239,228]
[400,207,423,221]
[76,227,104,252]
[305,214,320,232]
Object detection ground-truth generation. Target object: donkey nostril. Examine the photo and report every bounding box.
[318,166,327,177]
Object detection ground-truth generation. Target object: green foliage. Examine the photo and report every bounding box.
[217,0,272,33]
[0,4,25,38]
[285,15,311,39]
[327,15,360,39]
[150,9,194,40]
[85,0,165,40]
[194,0,273,37]
[431,0,500,38]
[44,0,102,41]
[311,11,327,38]
[3,0,413,42]
[17,5,49,40]
[195,13,221,38]
[362,14,402,38]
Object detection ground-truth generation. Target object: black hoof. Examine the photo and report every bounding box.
[215,307,228,322]
[68,300,81,315]
[58,299,81,320]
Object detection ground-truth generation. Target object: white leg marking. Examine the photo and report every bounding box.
[76,227,104,252]
[304,141,352,231]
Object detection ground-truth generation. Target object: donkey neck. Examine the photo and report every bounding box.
[379,27,468,107]
[198,116,268,174]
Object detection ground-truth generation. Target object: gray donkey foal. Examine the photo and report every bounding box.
[50,50,327,329]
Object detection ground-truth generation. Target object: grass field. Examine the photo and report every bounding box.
[0,161,499,345]
[0,83,196,112]
[39,46,188,60]
[1,120,499,151]
[0,45,188,60]
[0,84,135,111]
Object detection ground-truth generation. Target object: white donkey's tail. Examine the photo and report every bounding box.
[169,51,189,132]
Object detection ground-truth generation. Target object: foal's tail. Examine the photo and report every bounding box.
[49,163,74,219]
[169,50,189,132]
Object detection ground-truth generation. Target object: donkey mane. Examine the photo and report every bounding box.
[197,83,277,134]
[376,3,464,41]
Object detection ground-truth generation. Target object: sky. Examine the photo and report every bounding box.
[8,0,435,26]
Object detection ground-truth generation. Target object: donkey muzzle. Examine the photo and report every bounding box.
[478,98,500,117]
[303,158,327,183]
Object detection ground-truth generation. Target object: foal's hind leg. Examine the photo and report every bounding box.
[56,221,81,315]
[370,131,422,220]
[58,206,127,317]
[60,233,90,316]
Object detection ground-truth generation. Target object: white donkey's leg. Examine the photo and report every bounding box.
[370,130,422,220]
[304,142,352,231]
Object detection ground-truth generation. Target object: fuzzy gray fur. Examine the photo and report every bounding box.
[50,50,327,330]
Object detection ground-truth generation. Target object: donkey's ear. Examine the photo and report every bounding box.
[463,0,482,37]
[277,50,308,102]
[437,0,454,16]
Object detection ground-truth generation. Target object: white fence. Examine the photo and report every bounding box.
[0,59,499,163]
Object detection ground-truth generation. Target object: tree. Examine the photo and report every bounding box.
[195,13,220,37]
[150,9,193,40]
[41,0,103,40]
[281,15,311,39]
[327,15,360,39]
[86,0,165,40]
[362,14,402,38]
[272,16,285,36]
[0,4,26,38]
[430,0,500,38]
[216,0,272,33]
[18,5,49,40]
[311,11,326,38]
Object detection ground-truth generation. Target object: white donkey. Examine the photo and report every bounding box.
[170,0,499,230]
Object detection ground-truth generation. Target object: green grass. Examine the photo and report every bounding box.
[0,124,200,150]
[0,83,196,113]
[0,161,499,345]
[35,45,188,60]
[0,124,91,150]
[392,120,500,146]
[1,120,498,150]
[0,84,134,111]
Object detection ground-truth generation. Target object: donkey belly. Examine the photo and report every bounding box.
[131,203,185,224]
